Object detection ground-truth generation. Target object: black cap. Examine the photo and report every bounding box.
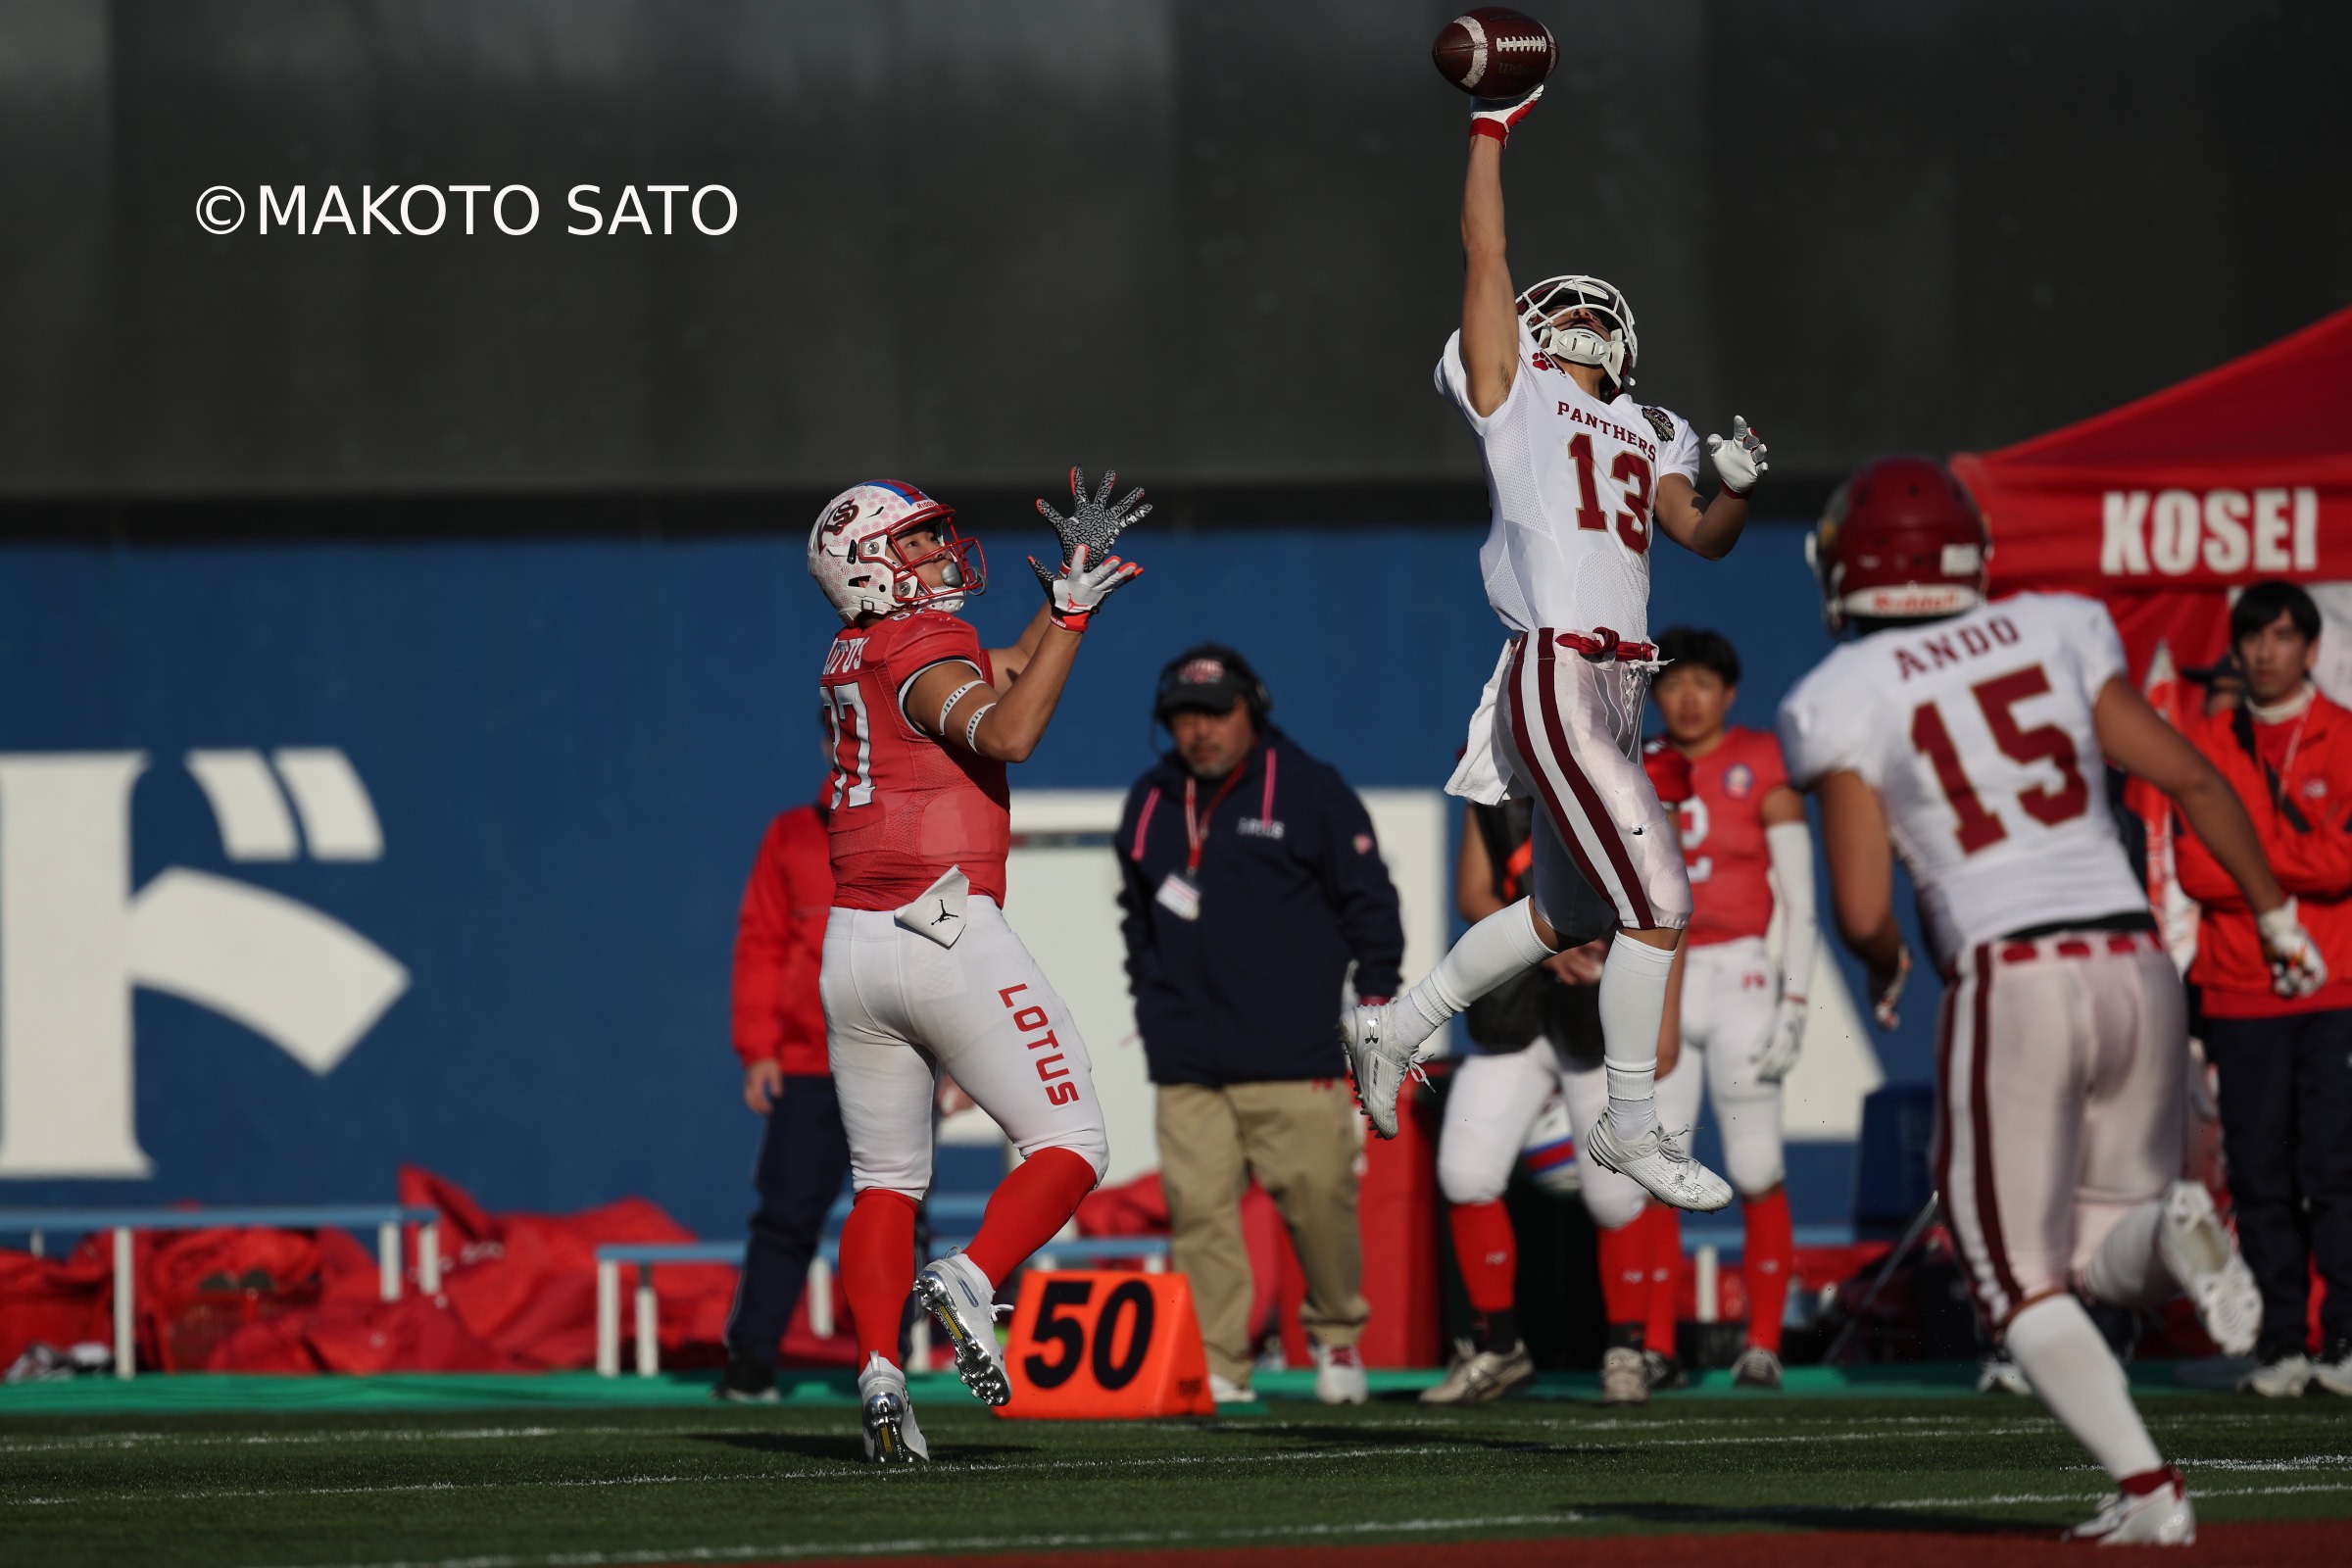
[1154,645,1272,721]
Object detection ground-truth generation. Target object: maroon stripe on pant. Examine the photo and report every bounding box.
[1531,632,1655,929]
[1932,972,1986,1328]
[1967,945,2026,1314]
[1503,635,1617,917]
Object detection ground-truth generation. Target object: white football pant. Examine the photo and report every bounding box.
[822,898,1109,1201]
[1935,930,2185,1326]
[1678,937,1786,1198]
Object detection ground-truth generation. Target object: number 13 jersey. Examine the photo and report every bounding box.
[1436,324,1701,639]
[1776,592,2146,970]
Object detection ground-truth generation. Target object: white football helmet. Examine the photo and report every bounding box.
[807,480,987,623]
[1518,274,1639,400]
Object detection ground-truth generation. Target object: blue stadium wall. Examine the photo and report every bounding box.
[0,521,1936,1236]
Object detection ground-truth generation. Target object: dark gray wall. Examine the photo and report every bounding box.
[2,0,2345,499]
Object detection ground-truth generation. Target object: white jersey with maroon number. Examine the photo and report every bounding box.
[1776,592,2146,970]
[1436,324,1701,639]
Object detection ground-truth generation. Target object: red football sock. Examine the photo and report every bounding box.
[1644,1204,1682,1359]
[840,1188,917,1369]
[962,1147,1101,1289]
[1597,1213,1648,1334]
[1447,1200,1518,1315]
[1743,1188,1794,1355]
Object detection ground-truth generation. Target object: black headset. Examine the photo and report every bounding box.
[1152,642,1273,727]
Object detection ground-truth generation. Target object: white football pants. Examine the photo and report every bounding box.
[1935,930,2185,1326]
[821,898,1109,1201]
[1679,937,1787,1198]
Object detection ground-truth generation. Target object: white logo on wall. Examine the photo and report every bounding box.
[0,749,409,1178]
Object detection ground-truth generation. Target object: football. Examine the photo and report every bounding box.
[1431,7,1557,99]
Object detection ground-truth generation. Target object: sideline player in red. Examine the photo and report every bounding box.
[1343,74,1767,1213]
[1648,627,1819,1390]
[808,470,1148,1462]
[1781,457,2318,1544]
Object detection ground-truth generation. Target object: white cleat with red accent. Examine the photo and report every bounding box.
[2064,1467,2194,1545]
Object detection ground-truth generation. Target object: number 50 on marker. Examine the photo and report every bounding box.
[996,1270,1215,1419]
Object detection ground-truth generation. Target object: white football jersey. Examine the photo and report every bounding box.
[1436,324,1701,639]
[1777,593,2147,969]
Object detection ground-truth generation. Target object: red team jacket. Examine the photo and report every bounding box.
[819,610,1011,910]
[732,802,835,1076]
[2176,690,2352,1018]
[1645,726,1786,946]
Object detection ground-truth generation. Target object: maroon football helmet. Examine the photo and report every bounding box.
[1809,455,1990,633]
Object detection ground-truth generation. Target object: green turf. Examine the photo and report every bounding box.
[4,1386,2349,1567]
[0,1358,2232,1416]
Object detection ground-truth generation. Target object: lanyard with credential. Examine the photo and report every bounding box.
[1183,764,1250,875]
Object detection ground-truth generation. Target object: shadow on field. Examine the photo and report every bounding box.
[693,1431,1031,1464]
[1578,1500,2052,1538]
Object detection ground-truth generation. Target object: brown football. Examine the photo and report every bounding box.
[1431,7,1557,100]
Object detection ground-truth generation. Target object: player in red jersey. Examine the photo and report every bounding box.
[1645,627,1818,1391]
[807,470,1148,1462]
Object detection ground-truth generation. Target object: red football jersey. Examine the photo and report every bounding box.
[1673,725,1788,947]
[819,611,1010,912]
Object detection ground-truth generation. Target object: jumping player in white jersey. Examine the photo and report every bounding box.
[1780,456,2326,1544]
[808,470,1147,1462]
[1343,80,1768,1213]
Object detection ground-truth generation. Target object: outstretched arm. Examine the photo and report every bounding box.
[1652,473,1749,560]
[1458,87,1543,418]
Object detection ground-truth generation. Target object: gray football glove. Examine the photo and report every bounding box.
[1033,466,1152,579]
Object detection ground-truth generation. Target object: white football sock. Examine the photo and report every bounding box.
[1600,933,1677,1140]
[2003,1294,2164,1484]
[2079,1200,2171,1308]
[1391,899,1555,1053]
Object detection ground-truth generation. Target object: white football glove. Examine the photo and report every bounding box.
[1870,948,1911,1032]
[1705,415,1769,497]
[2258,902,2328,998]
[1752,995,1808,1083]
[1469,84,1544,145]
[1031,544,1141,631]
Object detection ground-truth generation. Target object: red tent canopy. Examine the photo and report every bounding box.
[1951,304,2352,682]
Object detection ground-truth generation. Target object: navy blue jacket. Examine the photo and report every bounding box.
[1115,727,1404,1085]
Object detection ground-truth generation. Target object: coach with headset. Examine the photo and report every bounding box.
[1114,644,1405,1404]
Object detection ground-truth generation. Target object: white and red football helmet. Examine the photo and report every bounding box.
[807,480,986,623]
[1809,455,1990,633]
[1518,273,1639,399]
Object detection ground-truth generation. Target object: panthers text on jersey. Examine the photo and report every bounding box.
[819,610,1011,912]
[1676,727,1789,947]
[1437,322,1701,640]
[1776,593,2145,970]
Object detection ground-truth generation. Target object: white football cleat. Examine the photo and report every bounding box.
[1340,1000,1425,1140]
[2155,1180,2261,1358]
[1977,1355,2033,1396]
[1208,1372,1258,1404]
[856,1352,928,1464]
[1419,1339,1536,1406]
[1598,1345,1648,1406]
[2064,1467,2194,1545]
[2239,1350,2313,1397]
[2314,1340,2352,1396]
[1312,1342,1370,1405]
[1730,1346,1783,1390]
[1584,1116,1732,1212]
[913,1251,1010,1408]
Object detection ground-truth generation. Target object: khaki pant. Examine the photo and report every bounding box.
[1154,1078,1369,1385]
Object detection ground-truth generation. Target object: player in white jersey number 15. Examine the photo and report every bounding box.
[1343,78,1766,1213]
[1780,456,2325,1544]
